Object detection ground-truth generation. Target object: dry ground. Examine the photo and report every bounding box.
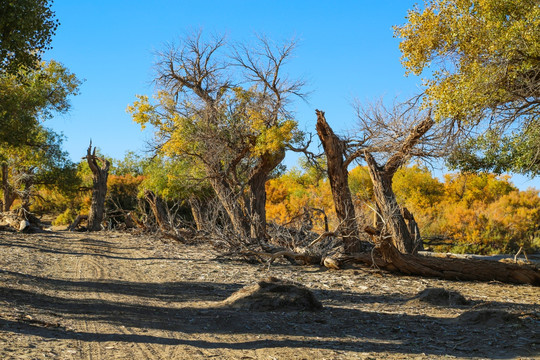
[0,230,538,360]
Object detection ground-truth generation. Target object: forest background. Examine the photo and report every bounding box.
[1,0,539,256]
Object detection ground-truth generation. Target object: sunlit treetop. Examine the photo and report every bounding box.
[0,60,81,146]
[127,87,302,166]
[395,0,540,123]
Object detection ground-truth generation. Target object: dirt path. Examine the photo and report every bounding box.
[0,231,538,359]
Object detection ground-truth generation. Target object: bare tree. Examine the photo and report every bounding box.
[84,142,110,231]
[354,99,457,253]
[315,110,370,253]
[317,98,457,254]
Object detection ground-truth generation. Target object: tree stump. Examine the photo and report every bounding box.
[84,142,110,231]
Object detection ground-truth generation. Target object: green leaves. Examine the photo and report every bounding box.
[448,126,540,176]
[140,156,212,201]
[0,60,81,146]
[0,0,59,74]
[395,0,540,175]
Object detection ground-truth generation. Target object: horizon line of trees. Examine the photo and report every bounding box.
[3,151,537,256]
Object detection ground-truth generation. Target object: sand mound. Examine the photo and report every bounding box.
[221,277,323,311]
[454,310,521,326]
[408,288,468,306]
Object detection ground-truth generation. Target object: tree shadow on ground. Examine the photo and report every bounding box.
[0,269,239,302]
[0,276,537,359]
[0,235,183,261]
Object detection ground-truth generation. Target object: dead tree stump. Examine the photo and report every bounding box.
[84,142,110,231]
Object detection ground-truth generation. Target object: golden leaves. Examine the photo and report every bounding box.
[395,0,540,123]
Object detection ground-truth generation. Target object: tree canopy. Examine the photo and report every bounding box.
[395,0,540,175]
[0,125,78,211]
[0,0,59,74]
[128,32,305,239]
[0,60,81,146]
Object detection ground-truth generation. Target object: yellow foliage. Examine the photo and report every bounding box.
[395,0,540,122]
[128,87,300,162]
[126,95,155,130]
[266,170,336,232]
[268,164,540,254]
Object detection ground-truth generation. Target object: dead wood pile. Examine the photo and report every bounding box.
[222,222,540,286]
[0,210,43,232]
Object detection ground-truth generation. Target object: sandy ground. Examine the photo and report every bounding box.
[0,230,538,360]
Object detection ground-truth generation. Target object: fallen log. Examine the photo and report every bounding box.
[344,242,540,286]
[237,226,540,285]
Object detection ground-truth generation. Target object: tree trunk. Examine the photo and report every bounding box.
[188,196,206,231]
[403,207,423,251]
[144,189,171,231]
[316,110,366,253]
[247,150,285,240]
[208,176,250,238]
[85,143,110,231]
[365,152,416,253]
[363,113,434,254]
[1,163,16,212]
[20,168,34,212]
[247,170,268,239]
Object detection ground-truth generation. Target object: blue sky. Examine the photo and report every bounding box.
[43,1,539,190]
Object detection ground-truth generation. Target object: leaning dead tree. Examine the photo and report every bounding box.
[362,110,434,253]
[341,98,454,253]
[316,99,452,254]
[316,110,370,253]
[84,142,110,231]
[353,100,459,253]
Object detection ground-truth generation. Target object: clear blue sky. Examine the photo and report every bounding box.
[43,0,539,190]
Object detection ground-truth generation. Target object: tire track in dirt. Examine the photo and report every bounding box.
[90,254,180,360]
[73,238,146,360]
[75,255,104,360]
[75,237,179,360]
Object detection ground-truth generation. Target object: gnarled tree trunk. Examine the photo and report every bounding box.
[364,113,434,254]
[247,150,285,240]
[1,163,16,212]
[144,189,171,232]
[188,196,206,231]
[316,110,367,253]
[85,143,110,231]
[364,152,416,253]
[208,176,250,239]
